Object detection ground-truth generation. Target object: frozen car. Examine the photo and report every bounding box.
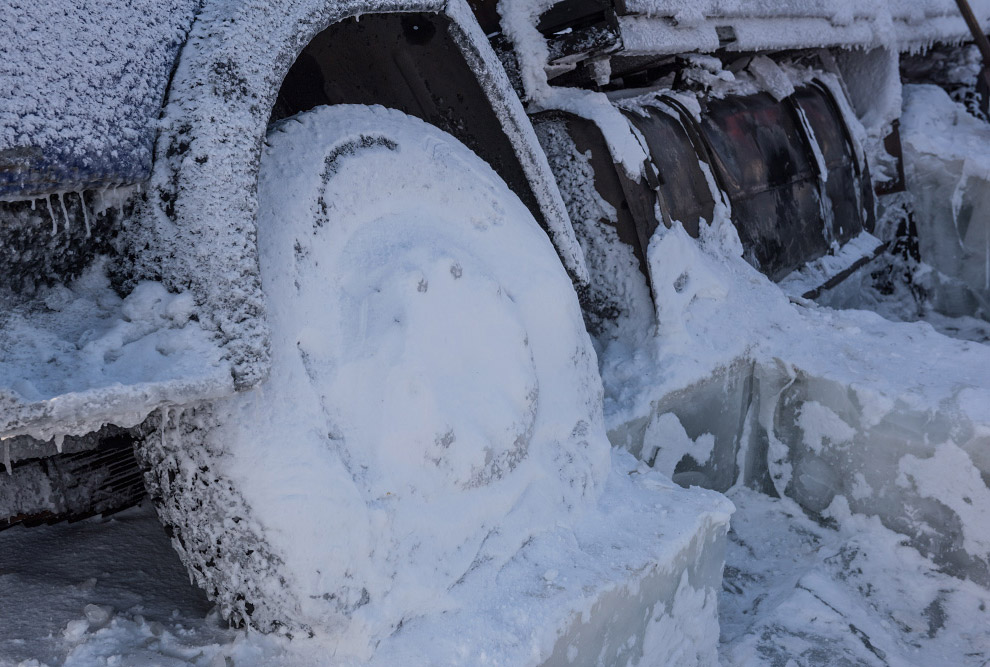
[2,0,990,663]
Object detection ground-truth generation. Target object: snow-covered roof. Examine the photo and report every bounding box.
[619,0,990,22]
[0,0,201,199]
[616,0,990,55]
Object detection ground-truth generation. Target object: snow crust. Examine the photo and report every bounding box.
[599,200,990,576]
[615,0,990,55]
[582,201,990,661]
[621,0,990,22]
[0,259,232,442]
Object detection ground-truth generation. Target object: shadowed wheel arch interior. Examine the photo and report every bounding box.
[270,11,553,234]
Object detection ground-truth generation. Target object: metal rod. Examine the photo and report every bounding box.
[953,0,990,116]
[955,0,990,64]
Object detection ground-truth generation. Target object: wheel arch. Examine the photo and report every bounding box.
[132,0,589,389]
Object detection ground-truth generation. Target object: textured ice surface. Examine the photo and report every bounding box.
[721,488,990,667]
[902,84,990,319]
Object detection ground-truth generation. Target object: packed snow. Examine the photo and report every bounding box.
[0,260,233,443]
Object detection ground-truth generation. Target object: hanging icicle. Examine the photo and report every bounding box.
[79,191,91,237]
[45,195,58,235]
[57,192,71,232]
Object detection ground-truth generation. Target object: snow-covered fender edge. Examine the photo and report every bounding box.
[130,0,590,391]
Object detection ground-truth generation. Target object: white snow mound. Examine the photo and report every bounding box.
[207,105,613,655]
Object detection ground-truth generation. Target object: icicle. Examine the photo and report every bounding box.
[79,191,91,237]
[54,433,64,454]
[3,441,10,476]
[46,195,58,235]
[58,192,71,232]
[160,406,168,448]
[30,198,36,211]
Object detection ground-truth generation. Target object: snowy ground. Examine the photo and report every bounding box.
[0,504,357,667]
[3,487,988,666]
[722,489,990,667]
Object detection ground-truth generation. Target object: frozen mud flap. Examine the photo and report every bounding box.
[365,450,731,667]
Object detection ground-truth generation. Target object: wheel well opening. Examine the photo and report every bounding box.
[271,12,547,230]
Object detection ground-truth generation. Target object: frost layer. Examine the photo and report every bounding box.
[0,0,199,197]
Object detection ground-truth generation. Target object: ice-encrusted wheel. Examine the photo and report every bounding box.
[136,105,609,648]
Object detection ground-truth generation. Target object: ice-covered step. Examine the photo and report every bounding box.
[364,451,732,667]
[605,219,990,590]
[622,306,990,587]
[0,261,232,445]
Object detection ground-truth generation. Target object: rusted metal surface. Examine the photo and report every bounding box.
[271,12,550,235]
[698,92,829,280]
[623,99,717,240]
[536,82,875,288]
[875,120,908,196]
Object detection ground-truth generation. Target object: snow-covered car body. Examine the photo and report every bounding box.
[0,0,592,446]
[3,0,990,663]
[0,1,199,200]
